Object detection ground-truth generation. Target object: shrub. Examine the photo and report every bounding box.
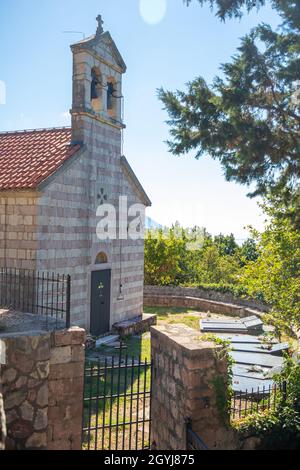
[237,357,300,450]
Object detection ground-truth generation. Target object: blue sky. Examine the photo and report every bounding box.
[0,0,280,240]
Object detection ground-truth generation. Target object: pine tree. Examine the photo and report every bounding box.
[159,1,300,225]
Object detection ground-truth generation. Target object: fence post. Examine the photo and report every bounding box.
[66,275,71,329]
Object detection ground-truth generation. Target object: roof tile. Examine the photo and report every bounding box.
[0,128,81,190]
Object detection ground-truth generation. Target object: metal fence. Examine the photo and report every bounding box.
[0,267,71,329]
[186,419,208,450]
[82,354,152,451]
[231,382,287,421]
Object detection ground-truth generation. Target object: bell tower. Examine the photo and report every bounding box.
[70,15,127,144]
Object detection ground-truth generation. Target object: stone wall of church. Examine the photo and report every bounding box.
[36,153,90,328]
[36,118,145,329]
[0,192,38,270]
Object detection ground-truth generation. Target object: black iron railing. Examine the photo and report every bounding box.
[231,382,287,421]
[0,267,71,329]
[82,353,152,451]
[186,419,208,450]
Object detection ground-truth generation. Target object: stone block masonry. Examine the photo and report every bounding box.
[0,327,85,450]
[0,193,38,270]
[150,324,237,450]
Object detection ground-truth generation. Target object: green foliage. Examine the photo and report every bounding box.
[201,335,234,424]
[144,225,248,287]
[144,227,192,285]
[214,233,238,256]
[184,1,300,28]
[196,245,240,283]
[240,238,259,264]
[240,202,300,332]
[237,357,300,449]
[160,0,300,226]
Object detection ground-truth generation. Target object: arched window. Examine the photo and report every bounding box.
[107,82,114,110]
[95,252,108,265]
[91,67,103,112]
[107,78,117,118]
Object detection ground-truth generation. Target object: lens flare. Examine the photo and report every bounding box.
[139,0,167,26]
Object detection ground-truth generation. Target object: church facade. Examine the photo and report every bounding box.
[0,17,151,333]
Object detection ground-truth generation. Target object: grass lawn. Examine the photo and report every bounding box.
[145,305,205,330]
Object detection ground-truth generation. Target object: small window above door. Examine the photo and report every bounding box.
[95,252,108,264]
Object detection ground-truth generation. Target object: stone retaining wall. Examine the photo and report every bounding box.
[0,327,85,450]
[145,293,263,319]
[145,285,268,312]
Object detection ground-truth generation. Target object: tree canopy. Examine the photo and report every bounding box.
[159,0,300,225]
[241,201,300,334]
[144,225,256,289]
[184,1,300,28]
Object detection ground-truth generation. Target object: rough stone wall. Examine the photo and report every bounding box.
[145,285,268,312]
[0,192,38,270]
[1,332,50,449]
[0,327,85,450]
[47,327,86,450]
[151,324,236,450]
[0,388,5,450]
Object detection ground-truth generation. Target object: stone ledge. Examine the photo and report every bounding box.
[51,327,86,347]
[151,324,218,358]
[113,314,157,338]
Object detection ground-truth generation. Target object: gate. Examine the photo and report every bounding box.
[82,353,152,450]
[186,419,208,450]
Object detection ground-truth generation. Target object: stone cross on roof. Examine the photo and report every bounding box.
[96,15,104,36]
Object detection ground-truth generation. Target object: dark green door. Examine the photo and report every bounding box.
[90,270,111,336]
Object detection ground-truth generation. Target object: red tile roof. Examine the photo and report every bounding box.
[0,127,81,190]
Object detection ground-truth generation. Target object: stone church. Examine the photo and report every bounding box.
[0,16,151,334]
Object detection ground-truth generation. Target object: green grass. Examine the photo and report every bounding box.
[94,333,151,361]
[144,306,202,330]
